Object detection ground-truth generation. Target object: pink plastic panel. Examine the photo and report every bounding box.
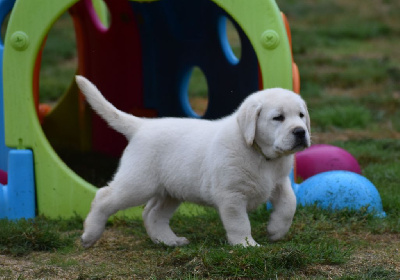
[70,0,143,157]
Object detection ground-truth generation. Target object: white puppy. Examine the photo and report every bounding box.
[75,76,311,248]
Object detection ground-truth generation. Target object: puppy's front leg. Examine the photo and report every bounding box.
[218,198,258,247]
[267,177,296,241]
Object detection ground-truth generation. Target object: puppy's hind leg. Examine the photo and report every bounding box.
[143,196,189,246]
[81,186,117,248]
[81,181,153,248]
[267,177,296,241]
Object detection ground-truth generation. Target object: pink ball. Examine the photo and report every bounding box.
[295,144,361,181]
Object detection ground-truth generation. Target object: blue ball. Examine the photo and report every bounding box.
[295,171,386,217]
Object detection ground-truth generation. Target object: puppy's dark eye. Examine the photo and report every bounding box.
[299,112,304,118]
[273,115,285,122]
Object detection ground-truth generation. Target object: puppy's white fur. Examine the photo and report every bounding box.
[75,76,311,247]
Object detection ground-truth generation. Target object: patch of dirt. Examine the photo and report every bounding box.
[303,233,400,278]
[0,229,153,279]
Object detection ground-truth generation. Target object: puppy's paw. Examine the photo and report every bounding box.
[229,237,259,247]
[155,236,190,247]
[172,237,190,246]
[267,223,289,242]
[268,231,285,242]
[81,234,98,249]
[240,239,260,247]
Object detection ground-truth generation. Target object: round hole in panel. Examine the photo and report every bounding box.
[38,12,118,187]
[218,16,242,65]
[180,66,209,118]
[39,13,77,104]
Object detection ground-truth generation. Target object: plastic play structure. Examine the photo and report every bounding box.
[0,0,385,220]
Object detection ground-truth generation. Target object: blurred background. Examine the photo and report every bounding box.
[3,0,398,140]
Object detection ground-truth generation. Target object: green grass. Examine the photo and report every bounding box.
[0,216,81,256]
[0,207,355,278]
[283,0,400,135]
[2,203,398,279]
[311,104,372,130]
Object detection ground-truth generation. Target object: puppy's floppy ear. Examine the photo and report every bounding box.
[304,104,311,133]
[237,100,262,146]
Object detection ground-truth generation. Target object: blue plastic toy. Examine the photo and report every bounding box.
[0,150,36,220]
[292,170,386,217]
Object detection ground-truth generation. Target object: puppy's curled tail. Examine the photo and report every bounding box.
[75,75,140,139]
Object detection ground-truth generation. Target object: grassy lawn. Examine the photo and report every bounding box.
[1,0,400,279]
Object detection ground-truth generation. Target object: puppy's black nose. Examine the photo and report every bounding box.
[292,127,306,139]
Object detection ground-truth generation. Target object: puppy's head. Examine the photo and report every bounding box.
[237,88,311,160]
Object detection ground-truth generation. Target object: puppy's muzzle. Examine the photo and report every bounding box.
[292,127,308,150]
